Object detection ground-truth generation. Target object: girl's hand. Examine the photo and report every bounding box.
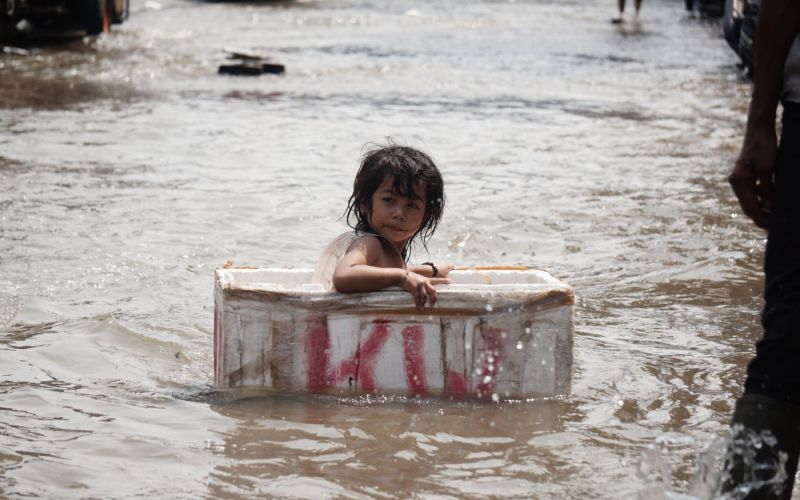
[401,271,450,309]
[437,263,454,278]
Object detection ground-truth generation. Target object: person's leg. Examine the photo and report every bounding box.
[634,0,642,15]
[744,103,800,404]
[611,0,626,23]
[728,102,800,498]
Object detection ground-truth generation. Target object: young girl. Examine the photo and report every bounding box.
[313,144,452,309]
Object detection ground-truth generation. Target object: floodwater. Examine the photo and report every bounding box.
[0,0,772,497]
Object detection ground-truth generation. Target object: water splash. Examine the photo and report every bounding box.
[637,444,674,499]
[707,424,788,500]
[637,426,789,500]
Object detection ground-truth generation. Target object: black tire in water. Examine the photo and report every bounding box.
[1,0,14,40]
[80,0,110,35]
[722,0,741,53]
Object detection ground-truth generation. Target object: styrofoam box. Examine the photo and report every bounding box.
[214,268,574,399]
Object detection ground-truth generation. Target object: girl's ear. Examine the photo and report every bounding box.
[359,202,368,217]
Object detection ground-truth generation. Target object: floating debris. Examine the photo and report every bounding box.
[218,48,285,76]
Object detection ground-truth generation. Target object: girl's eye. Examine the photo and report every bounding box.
[383,197,393,203]
[408,202,419,209]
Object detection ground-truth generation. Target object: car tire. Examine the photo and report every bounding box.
[722,0,741,53]
[0,0,8,40]
[80,0,110,35]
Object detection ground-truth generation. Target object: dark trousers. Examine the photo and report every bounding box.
[744,101,800,403]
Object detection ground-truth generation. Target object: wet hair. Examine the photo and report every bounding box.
[345,143,445,258]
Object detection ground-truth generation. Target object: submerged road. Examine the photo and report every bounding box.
[0,0,763,497]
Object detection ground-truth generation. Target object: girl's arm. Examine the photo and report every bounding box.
[332,237,450,308]
[408,263,454,278]
[332,237,406,293]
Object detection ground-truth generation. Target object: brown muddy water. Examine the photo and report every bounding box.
[0,0,771,497]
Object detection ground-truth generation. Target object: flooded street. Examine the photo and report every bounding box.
[0,0,769,497]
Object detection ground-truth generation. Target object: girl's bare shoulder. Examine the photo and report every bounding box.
[346,234,384,256]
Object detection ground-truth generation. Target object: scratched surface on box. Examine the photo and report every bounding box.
[213,268,574,399]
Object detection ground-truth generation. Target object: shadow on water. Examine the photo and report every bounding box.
[0,74,140,109]
[182,387,577,412]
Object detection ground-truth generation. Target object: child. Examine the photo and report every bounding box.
[313,144,452,309]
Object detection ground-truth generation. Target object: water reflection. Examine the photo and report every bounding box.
[208,394,576,497]
[0,39,143,109]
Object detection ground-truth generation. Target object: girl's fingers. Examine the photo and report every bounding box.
[417,284,426,309]
[426,283,437,306]
[408,278,446,309]
[421,284,437,308]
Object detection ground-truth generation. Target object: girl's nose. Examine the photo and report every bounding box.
[393,207,405,220]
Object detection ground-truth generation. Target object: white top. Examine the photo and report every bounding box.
[312,231,405,290]
[311,232,363,290]
[783,35,800,104]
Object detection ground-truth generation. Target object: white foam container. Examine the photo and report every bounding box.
[214,268,574,399]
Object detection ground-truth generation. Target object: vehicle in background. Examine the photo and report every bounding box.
[723,0,758,75]
[685,0,726,17]
[0,0,128,39]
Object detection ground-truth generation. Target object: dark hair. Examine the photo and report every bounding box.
[344,144,445,257]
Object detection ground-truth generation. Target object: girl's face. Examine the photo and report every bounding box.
[365,177,427,250]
